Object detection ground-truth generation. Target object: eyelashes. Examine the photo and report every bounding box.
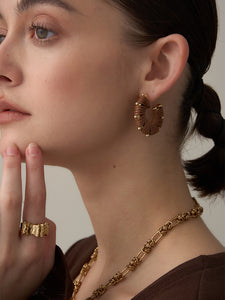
[28,22,57,45]
[0,21,58,47]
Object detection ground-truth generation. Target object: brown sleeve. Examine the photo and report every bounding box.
[28,245,74,300]
[65,235,97,281]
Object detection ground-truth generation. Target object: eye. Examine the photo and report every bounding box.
[0,34,6,44]
[35,27,55,40]
[29,22,56,42]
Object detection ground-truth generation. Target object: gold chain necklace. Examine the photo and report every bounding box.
[71,197,203,300]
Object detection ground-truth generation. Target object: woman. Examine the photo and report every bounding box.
[0,0,224,299]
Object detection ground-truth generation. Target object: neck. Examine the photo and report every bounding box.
[70,138,195,269]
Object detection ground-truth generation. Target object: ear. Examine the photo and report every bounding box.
[140,34,189,102]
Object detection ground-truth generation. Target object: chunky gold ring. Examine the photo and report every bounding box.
[20,221,49,238]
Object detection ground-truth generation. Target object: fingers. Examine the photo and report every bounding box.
[23,143,46,224]
[0,143,56,300]
[0,145,22,242]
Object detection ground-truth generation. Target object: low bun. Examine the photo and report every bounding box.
[193,84,224,145]
[213,118,225,149]
[183,83,225,197]
[184,145,225,197]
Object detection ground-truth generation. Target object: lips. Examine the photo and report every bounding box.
[0,99,31,124]
[0,100,31,115]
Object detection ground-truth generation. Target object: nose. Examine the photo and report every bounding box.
[0,40,23,87]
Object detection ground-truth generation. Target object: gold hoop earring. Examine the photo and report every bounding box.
[134,94,164,137]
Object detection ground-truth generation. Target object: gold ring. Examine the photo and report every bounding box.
[20,221,49,238]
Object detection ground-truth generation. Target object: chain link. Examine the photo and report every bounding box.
[71,197,203,299]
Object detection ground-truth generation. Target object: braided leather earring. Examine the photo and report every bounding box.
[134,94,164,136]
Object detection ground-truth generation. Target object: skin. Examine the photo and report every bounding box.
[0,0,224,299]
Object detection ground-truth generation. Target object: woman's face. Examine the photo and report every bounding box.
[0,0,143,167]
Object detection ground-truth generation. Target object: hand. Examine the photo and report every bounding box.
[0,143,56,300]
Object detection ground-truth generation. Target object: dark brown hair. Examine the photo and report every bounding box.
[105,0,225,198]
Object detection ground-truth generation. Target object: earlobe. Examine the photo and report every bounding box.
[142,34,189,102]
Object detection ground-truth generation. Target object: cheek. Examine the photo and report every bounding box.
[34,44,129,127]
[47,45,123,101]
[13,42,138,165]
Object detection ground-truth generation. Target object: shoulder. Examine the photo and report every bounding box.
[195,252,225,299]
[135,252,225,300]
[65,235,97,279]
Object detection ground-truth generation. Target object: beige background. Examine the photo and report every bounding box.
[0,0,224,252]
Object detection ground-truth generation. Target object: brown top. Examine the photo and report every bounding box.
[29,235,225,300]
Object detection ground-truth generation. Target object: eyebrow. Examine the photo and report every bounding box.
[16,0,77,14]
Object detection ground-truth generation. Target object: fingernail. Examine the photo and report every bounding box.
[28,143,39,157]
[6,146,18,157]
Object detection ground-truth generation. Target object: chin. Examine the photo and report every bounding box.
[0,135,29,161]
[0,133,74,168]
